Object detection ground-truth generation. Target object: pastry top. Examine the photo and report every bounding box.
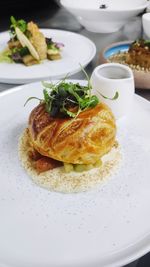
[28,102,116,164]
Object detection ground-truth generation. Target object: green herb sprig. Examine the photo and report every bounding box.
[10,16,27,37]
[42,79,99,118]
[99,91,119,100]
[25,66,119,118]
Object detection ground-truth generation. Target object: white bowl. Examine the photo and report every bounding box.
[60,0,149,33]
[142,12,150,38]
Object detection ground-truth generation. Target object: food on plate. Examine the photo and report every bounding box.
[0,16,64,66]
[126,39,150,69]
[108,39,150,72]
[19,77,121,193]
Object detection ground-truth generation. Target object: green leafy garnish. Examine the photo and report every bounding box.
[25,68,99,118]
[10,16,27,36]
[99,91,119,100]
[25,67,119,118]
[42,80,99,118]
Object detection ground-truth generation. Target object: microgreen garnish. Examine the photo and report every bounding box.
[24,96,42,107]
[25,67,119,118]
[25,68,99,118]
[99,91,119,100]
[42,80,99,118]
[10,16,27,36]
[79,63,91,94]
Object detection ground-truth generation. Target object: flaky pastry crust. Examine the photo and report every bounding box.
[28,102,116,164]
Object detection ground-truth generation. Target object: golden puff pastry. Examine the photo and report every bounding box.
[28,102,116,165]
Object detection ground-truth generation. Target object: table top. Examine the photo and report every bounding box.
[0,4,150,102]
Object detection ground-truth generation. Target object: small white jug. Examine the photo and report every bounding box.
[91,63,135,119]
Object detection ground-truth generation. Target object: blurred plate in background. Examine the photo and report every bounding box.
[0,29,96,84]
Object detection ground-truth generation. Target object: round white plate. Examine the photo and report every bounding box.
[0,29,96,84]
[0,80,150,267]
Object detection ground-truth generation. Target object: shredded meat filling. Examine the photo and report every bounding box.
[28,148,62,173]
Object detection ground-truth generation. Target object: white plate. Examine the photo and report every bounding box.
[0,80,150,267]
[0,29,96,84]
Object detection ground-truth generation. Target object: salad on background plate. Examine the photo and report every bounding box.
[0,16,64,66]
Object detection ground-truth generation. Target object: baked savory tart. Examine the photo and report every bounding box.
[18,78,121,193]
[0,16,63,66]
